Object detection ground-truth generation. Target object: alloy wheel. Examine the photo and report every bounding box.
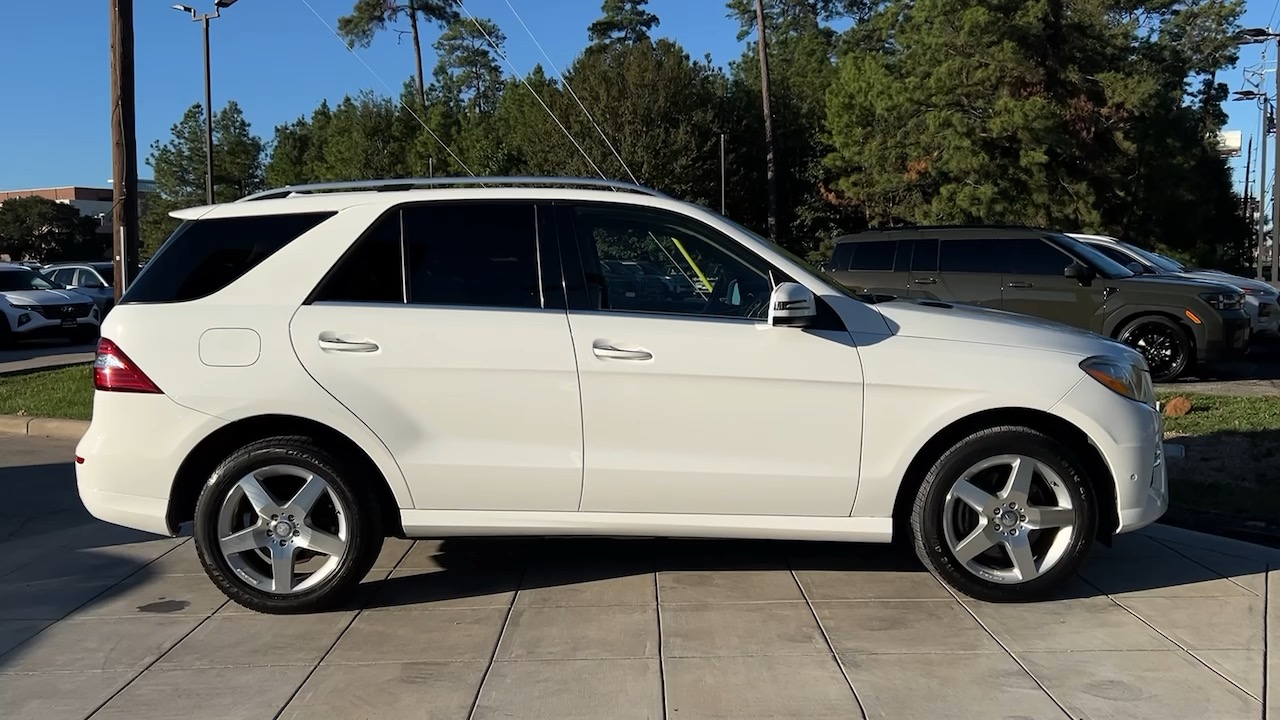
[941,454,1076,584]
[1123,323,1181,379]
[215,464,349,594]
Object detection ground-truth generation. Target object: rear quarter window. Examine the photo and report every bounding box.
[123,212,334,303]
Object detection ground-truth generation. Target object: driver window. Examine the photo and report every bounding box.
[571,205,782,321]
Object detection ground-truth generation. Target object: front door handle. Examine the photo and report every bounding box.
[592,342,653,361]
[912,277,937,285]
[318,333,379,353]
[1006,281,1033,289]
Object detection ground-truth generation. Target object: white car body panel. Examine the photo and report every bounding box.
[75,188,1166,552]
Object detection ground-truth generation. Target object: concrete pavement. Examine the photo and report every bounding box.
[0,432,1272,719]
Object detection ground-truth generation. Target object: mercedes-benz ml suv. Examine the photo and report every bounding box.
[77,179,1167,613]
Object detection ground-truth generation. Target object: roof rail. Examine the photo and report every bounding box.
[235,176,671,202]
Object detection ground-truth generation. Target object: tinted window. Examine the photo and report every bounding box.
[124,213,334,303]
[312,213,403,303]
[94,265,115,286]
[1047,233,1134,279]
[403,204,540,309]
[571,205,785,320]
[47,268,75,285]
[831,243,856,272]
[848,240,897,271]
[911,239,939,272]
[939,239,1008,273]
[1006,239,1075,275]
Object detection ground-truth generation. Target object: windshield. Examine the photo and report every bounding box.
[1145,251,1186,273]
[1048,233,1135,279]
[0,269,60,292]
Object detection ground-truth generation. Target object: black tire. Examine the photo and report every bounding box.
[1116,315,1191,382]
[193,436,384,614]
[909,426,1097,603]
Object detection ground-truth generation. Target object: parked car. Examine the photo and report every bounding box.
[42,261,116,316]
[0,263,101,346]
[1067,234,1280,339]
[827,225,1251,382]
[77,177,1167,614]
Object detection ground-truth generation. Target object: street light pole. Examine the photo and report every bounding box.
[1237,27,1280,281]
[172,1,237,205]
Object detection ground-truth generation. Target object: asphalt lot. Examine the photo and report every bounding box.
[0,432,1274,720]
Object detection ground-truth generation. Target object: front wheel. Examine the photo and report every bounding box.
[1117,316,1191,382]
[193,436,383,614]
[910,426,1096,602]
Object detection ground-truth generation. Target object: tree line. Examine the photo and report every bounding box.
[141,0,1252,269]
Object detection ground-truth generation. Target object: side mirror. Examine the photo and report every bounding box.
[768,282,817,327]
[1064,262,1096,285]
[81,277,104,289]
[1125,261,1146,275]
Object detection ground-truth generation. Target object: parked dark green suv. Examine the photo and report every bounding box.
[827,226,1250,381]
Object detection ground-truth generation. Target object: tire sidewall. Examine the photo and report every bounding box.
[194,440,380,613]
[914,428,1097,602]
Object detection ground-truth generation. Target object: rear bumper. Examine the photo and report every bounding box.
[75,392,226,536]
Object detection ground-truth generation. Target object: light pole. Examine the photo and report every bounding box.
[172,0,237,205]
[1234,88,1270,279]
[1238,27,1280,281]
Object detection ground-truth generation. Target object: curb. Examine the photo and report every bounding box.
[0,415,88,441]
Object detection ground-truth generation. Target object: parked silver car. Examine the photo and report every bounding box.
[41,261,115,316]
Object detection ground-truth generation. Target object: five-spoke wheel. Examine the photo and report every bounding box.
[912,426,1095,602]
[194,437,382,614]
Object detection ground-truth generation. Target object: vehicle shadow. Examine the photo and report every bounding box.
[351,529,1264,610]
[1173,334,1280,382]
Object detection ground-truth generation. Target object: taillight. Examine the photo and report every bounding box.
[93,338,162,394]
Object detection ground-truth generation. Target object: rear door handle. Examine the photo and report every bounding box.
[912,277,937,285]
[318,333,379,353]
[1006,281,1033,289]
[592,342,653,361]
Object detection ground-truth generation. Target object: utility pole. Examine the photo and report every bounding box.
[1273,54,1279,282]
[720,133,726,215]
[109,0,140,300]
[1257,98,1268,280]
[753,0,779,243]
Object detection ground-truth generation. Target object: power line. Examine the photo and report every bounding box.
[499,0,641,185]
[452,0,607,179]
[296,0,476,177]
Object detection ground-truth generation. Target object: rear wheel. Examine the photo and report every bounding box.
[1117,316,1190,382]
[193,436,383,614]
[910,426,1096,602]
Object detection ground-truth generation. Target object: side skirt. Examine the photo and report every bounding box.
[399,510,893,543]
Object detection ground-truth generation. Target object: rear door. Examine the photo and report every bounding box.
[1000,237,1107,329]
[936,237,1005,308]
[289,201,584,511]
[905,237,941,298]
[829,237,909,296]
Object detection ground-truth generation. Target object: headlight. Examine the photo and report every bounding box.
[1200,292,1244,311]
[5,301,36,310]
[1080,356,1155,406]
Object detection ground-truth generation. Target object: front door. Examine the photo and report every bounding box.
[936,238,1005,308]
[558,203,864,517]
[290,201,584,512]
[999,238,1107,329]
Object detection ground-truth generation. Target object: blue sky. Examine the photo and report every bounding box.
[0,0,1275,193]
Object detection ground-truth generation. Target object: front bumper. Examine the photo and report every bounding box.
[1050,376,1169,535]
[6,304,99,338]
[1196,311,1250,363]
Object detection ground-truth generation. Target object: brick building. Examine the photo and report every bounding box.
[0,182,156,236]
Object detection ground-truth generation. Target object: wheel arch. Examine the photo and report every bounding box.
[165,414,405,538]
[890,407,1118,546]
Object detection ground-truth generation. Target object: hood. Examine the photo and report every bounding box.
[1178,271,1276,296]
[0,289,93,306]
[1121,273,1241,294]
[873,297,1142,363]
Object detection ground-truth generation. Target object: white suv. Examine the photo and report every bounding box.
[0,263,101,346]
[76,178,1168,613]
